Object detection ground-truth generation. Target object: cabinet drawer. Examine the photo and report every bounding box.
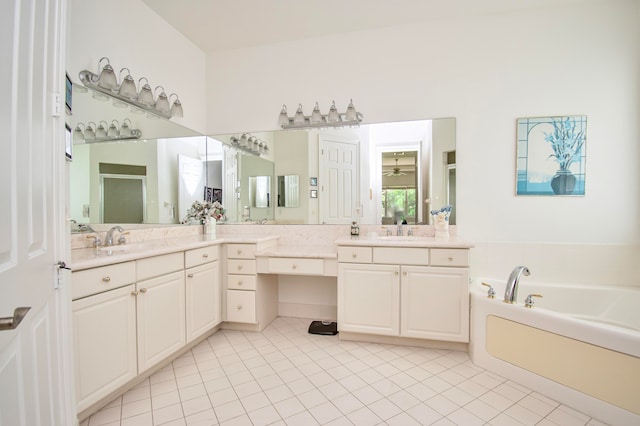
[227,259,256,275]
[72,261,136,300]
[227,274,256,290]
[185,245,218,268]
[137,252,184,281]
[226,290,256,323]
[337,247,372,263]
[373,247,429,266]
[268,258,324,275]
[430,249,469,267]
[226,244,256,259]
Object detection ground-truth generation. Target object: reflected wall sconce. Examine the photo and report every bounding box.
[78,57,184,120]
[229,134,269,157]
[73,118,141,143]
[278,99,363,129]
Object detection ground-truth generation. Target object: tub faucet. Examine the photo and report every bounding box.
[504,266,530,304]
[105,225,125,246]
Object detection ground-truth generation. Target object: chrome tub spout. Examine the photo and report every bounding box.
[504,266,530,303]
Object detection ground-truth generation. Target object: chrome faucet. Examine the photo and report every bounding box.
[504,266,530,303]
[396,224,403,236]
[104,225,125,246]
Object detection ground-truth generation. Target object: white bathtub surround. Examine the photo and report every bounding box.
[471,241,640,287]
[470,279,640,425]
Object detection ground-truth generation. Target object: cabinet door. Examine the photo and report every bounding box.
[72,284,137,412]
[400,266,469,342]
[186,262,221,342]
[338,263,400,336]
[137,271,186,373]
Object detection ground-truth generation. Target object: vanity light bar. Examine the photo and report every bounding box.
[278,100,363,130]
[78,57,183,120]
[73,119,142,143]
[229,134,269,157]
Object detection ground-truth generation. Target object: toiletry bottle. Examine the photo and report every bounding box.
[350,221,359,236]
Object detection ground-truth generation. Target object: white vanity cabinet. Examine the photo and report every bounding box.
[72,274,137,413]
[337,245,470,343]
[71,243,222,415]
[185,246,221,342]
[224,242,278,331]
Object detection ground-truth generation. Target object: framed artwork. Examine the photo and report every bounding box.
[65,123,72,161]
[310,189,318,198]
[204,187,223,203]
[516,115,587,196]
[310,177,317,186]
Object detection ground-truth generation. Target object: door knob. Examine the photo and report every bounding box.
[0,307,31,331]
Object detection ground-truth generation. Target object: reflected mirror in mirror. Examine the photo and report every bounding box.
[249,176,271,208]
[212,117,456,225]
[277,175,300,208]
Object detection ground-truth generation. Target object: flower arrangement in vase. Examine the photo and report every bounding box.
[181,200,226,225]
[544,116,585,195]
[430,205,452,239]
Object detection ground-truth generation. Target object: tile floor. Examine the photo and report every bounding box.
[81,317,609,426]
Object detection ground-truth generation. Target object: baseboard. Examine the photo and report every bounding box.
[339,331,468,352]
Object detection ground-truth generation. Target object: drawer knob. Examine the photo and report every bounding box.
[292,264,297,270]
[102,276,111,283]
[237,305,242,310]
[237,250,242,255]
[238,281,243,286]
[237,265,243,271]
[448,256,454,261]
[187,273,194,278]
[202,253,209,258]
[352,253,357,258]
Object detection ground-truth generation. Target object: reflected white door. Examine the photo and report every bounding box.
[0,0,74,425]
[178,154,205,220]
[319,135,359,224]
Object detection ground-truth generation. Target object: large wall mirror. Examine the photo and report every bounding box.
[211,118,456,225]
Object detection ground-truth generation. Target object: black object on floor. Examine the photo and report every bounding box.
[308,320,338,335]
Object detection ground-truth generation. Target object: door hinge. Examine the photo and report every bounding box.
[50,92,62,117]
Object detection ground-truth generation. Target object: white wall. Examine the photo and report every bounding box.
[68,0,207,134]
[206,1,640,253]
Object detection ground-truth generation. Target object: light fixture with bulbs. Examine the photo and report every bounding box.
[278,99,363,129]
[78,57,184,120]
[229,134,269,157]
[73,118,141,143]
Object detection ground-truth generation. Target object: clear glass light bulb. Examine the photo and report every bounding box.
[278,105,289,127]
[310,102,322,124]
[328,100,340,122]
[293,104,305,125]
[345,99,357,121]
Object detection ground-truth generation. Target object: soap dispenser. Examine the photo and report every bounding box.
[350,221,360,237]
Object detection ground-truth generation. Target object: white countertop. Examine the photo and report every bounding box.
[70,235,278,271]
[335,235,474,248]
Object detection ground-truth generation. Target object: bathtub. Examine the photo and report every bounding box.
[470,278,640,426]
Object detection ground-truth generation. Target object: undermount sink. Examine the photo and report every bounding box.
[377,236,430,241]
[98,244,132,252]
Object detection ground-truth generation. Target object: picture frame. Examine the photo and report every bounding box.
[65,72,72,115]
[310,189,318,198]
[310,177,317,186]
[65,123,73,161]
[516,115,587,196]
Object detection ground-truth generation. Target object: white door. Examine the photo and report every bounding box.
[1,1,74,425]
[319,135,359,224]
[178,154,205,221]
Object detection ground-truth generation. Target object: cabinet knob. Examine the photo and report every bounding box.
[238,281,243,286]
[237,265,243,271]
[187,273,194,278]
[202,253,209,258]
[139,288,147,293]
[236,305,242,310]
[448,256,454,261]
[131,291,138,296]
[292,264,297,270]
[402,271,407,276]
[237,250,242,255]
[102,276,111,283]
[394,271,399,276]
[352,253,357,258]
